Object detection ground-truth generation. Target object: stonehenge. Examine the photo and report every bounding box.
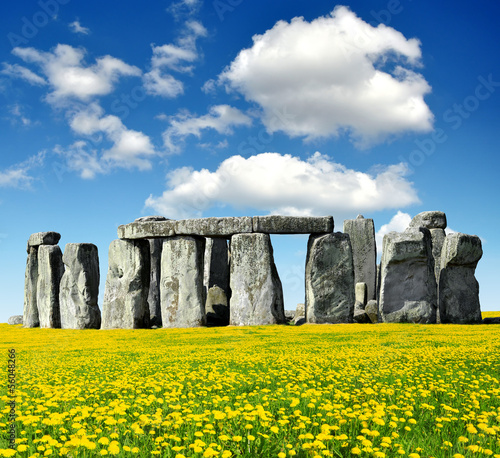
[19,212,486,329]
[305,232,355,324]
[59,243,101,329]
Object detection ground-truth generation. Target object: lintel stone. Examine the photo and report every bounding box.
[252,216,333,234]
[27,232,61,252]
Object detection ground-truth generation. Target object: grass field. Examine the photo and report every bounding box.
[1,319,500,457]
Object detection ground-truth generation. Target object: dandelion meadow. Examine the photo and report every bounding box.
[1,320,499,458]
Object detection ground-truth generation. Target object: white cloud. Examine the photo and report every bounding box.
[218,5,433,147]
[68,103,156,173]
[12,44,141,104]
[0,151,45,189]
[167,0,202,19]
[375,211,412,252]
[145,152,420,219]
[1,63,47,86]
[8,104,32,126]
[143,20,207,98]
[54,141,106,179]
[69,20,90,35]
[142,68,184,98]
[163,105,252,152]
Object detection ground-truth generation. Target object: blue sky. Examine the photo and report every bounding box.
[1,0,499,322]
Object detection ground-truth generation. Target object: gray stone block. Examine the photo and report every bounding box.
[252,216,333,234]
[379,228,437,323]
[102,239,150,329]
[8,315,23,325]
[409,211,447,229]
[161,236,206,328]
[27,231,61,252]
[305,232,355,324]
[59,243,101,329]
[229,233,285,326]
[37,245,64,328]
[343,216,377,301]
[23,246,39,328]
[439,233,482,324]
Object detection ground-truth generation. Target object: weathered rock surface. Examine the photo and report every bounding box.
[353,282,370,323]
[355,282,367,306]
[379,228,437,324]
[148,238,164,328]
[59,243,101,329]
[409,211,447,229]
[135,216,170,222]
[23,246,39,328]
[204,238,230,300]
[102,239,150,329]
[343,216,377,301]
[365,300,378,323]
[8,315,23,325]
[161,236,206,328]
[483,317,500,324]
[430,228,446,281]
[439,233,482,324]
[305,232,355,324]
[205,285,229,326]
[118,217,253,239]
[27,231,61,252]
[253,216,333,234]
[294,303,305,322]
[229,233,285,326]
[37,245,64,328]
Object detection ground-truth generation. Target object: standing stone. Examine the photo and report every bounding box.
[161,236,206,328]
[430,228,446,281]
[409,211,448,281]
[37,245,64,328]
[59,243,101,329]
[355,282,367,306]
[205,285,229,326]
[229,233,285,326]
[353,282,370,323]
[379,228,437,324]
[148,238,164,328]
[102,239,150,329]
[23,246,39,328]
[204,238,230,325]
[343,216,377,301]
[439,233,482,324]
[305,232,355,324]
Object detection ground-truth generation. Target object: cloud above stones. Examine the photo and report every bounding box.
[11,44,141,105]
[217,5,433,147]
[162,104,252,153]
[0,151,45,189]
[143,20,207,98]
[145,152,420,219]
[59,103,156,178]
[69,20,90,35]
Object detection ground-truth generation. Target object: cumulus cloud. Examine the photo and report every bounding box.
[1,63,47,86]
[143,20,207,97]
[218,5,433,147]
[145,152,420,219]
[163,104,252,152]
[54,141,106,179]
[0,151,45,189]
[66,103,156,174]
[69,20,90,35]
[167,0,202,20]
[11,44,141,104]
[375,210,412,253]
